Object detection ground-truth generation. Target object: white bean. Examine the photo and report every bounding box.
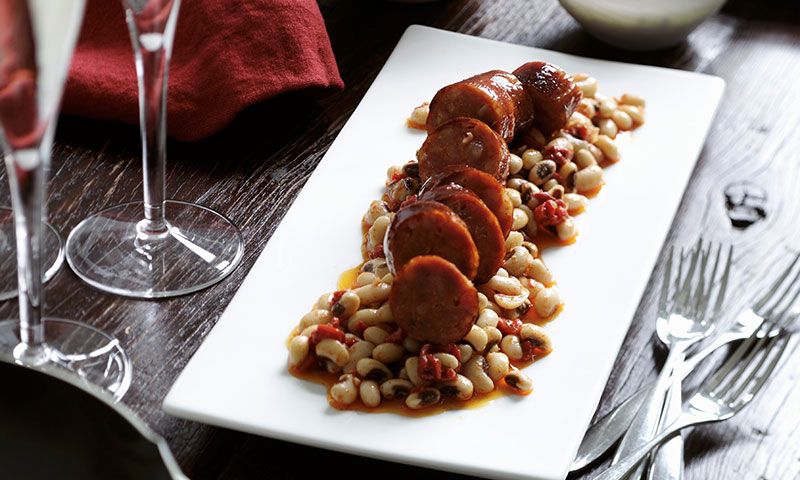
[534,287,561,318]
[464,324,489,352]
[300,309,332,329]
[462,356,494,394]
[354,282,391,305]
[504,367,533,394]
[356,358,392,383]
[330,374,360,405]
[330,291,360,319]
[380,379,413,399]
[347,308,379,331]
[599,97,618,118]
[574,149,597,169]
[366,215,391,251]
[495,289,530,310]
[363,326,389,345]
[405,357,428,386]
[528,159,557,186]
[344,340,375,374]
[619,93,645,107]
[556,217,577,241]
[520,323,554,358]
[594,135,620,163]
[288,335,309,367]
[355,272,378,287]
[409,102,429,125]
[611,110,633,130]
[487,274,522,295]
[508,153,524,175]
[504,231,524,252]
[575,165,604,193]
[439,374,474,401]
[528,258,553,285]
[500,334,524,361]
[597,118,618,139]
[486,352,510,382]
[315,339,349,367]
[372,342,405,364]
[618,104,644,125]
[405,388,441,409]
[563,193,588,213]
[575,76,598,98]
[512,208,529,231]
[359,380,381,407]
[521,149,543,170]
[433,353,460,370]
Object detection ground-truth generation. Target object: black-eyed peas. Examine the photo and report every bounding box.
[555,217,577,242]
[347,308,379,331]
[506,188,522,207]
[597,118,618,139]
[380,379,413,399]
[593,134,620,162]
[356,358,392,383]
[344,340,375,374]
[439,374,474,401]
[315,339,349,369]
[363,200,389,227]
[330,291,360,319]
[619,93,645,107]
[529,159,557,186]
[315,292,333,310]
[462,356,494,393]
[300,309,332,329]
[495,288,530,310]
[504,244,535,276]
[355,272,378,287]
[511,207,529,231]
[577,98,597,118]
[372,342,406,364]
[598,96,618,118]
[500,334,524,361]
[433,352,460,370]
[363,326,389,345]
[611,110,633,131]
[518,181,540,205]
[354,281,391,305]
[507,177,526,191]
[508,153,524,175]
[534,287,561,318]
[465,324,489,352]
[504,367,534,394]
[574,74,598,98]
[360,258,390,278]
[366,214,391,252]
[575,165,604,193]
[476,308,500,328]
[408,102,430,126]
[477,291,491,311]
[403,337,422,354]
[405,387,441,409]
[528,258,552,285]
[288,335,310,367]
[519,323,553,357]
[458,344,473,364]
[380,272,394,285]
[521,148,543,170]
[300,324,319,338]
[485,351,510,382]
[404,357,428,386]
[563,193,588,213]
[359,380,382,408]
[618,104,644,125]
[547,183,566,199]
[574,148,597,169]
[521,241,539,258]
[377,303,394,323]
[542,178,559,192]
[484,326,502,349]
[330,374,360,405]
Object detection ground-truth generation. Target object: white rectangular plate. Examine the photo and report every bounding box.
[164,25,724,480]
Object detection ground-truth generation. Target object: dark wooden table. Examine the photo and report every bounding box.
[5,0,800,478]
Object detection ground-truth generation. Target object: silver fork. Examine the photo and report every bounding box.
[610,241,732,480]
[571,252,800,472]
[593,317,793,480]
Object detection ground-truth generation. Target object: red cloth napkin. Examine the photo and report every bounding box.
[63,0,343,142]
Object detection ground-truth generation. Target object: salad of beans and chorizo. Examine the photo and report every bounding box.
[287,62,645,414]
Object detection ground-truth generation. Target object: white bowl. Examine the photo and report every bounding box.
[559,0,727,50]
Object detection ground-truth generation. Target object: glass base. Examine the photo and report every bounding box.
[0,318,131,401]
[65,200,244,298]
[0,207,64,301]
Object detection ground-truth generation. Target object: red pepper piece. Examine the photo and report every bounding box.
[497,318,523,336]
[384,328,406,344]
[308,324,346,348]
[533,192,569,227]
[368,244,385,259]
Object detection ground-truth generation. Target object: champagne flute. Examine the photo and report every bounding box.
[0,206,64,301]
[65,0,244,298]
[0,0,131,399]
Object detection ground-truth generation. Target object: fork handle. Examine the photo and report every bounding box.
[647,355,685,480]
[594,415,704,480]
[611,344,687,478]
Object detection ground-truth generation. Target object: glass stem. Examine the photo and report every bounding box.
[5,148,46,364]
[125,0,180,237]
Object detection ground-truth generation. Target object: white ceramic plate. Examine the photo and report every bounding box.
[163,25,724,480]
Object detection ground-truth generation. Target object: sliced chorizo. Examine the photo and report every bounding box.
[385,200,479,280]
[419,185,505,283]
[417,117,510,182]
[420,166,514,237]
[427,70,533,142]
[389,255,478,344]
[513,61,582,136]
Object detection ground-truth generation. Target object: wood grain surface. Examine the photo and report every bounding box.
[3,0,799,478]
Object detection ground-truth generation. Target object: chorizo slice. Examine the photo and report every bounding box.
[420,166,514,237]
[513,61,582,136]
[419,185,505,283]
[389,255,478,344]
[385,200,479,280]
[427,70,533,142]
[417,117,510,182]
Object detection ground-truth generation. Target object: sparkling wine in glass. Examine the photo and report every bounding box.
[0,0,131,399]
[64,0,244,298]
